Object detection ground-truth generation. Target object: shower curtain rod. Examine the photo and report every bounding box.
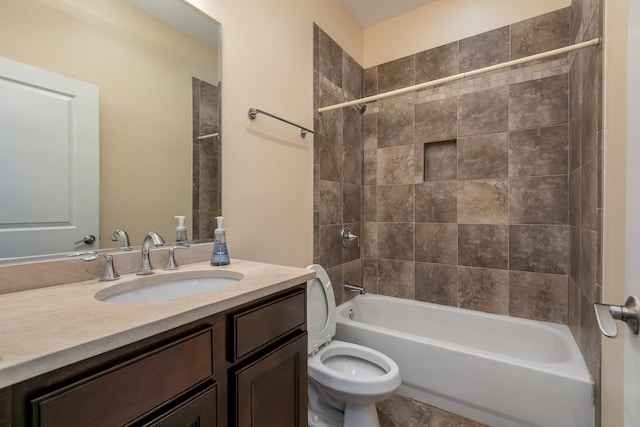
[318,37,600,113]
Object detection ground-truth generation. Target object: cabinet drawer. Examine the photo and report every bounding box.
[232,289,305,361]
[141,384,217,427]
[33,328,213,427]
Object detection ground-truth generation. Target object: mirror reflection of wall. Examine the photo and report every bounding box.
[0,0,221,260]
[192,78,222,241]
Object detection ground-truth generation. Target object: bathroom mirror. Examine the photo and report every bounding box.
[0,0,221,261]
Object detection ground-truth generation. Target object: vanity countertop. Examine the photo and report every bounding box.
[0,259,314,389]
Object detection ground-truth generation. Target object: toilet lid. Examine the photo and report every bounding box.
[306,264,336,356]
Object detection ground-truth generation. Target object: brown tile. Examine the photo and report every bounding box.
[568,278,581,339]
[415,262,458,307]
[377,185,414,222]
[457,179,508,224]
[569,53,583,173]
[342,51,363,100]
[509,125,569,177]
[343,184,361,223]
[378,259,415,298]
[364,149,377,185]
[365,66,378,97]
[320,224,342,268]
[458,224,508,269]
[378,55,414,93]
[312,23,319,72]
[580,293,601,380]
[343,144,362,185]
[415,41,459,84]
[318,87,343,140]
[510,74,569,131]
[378,105,414,148]
[342,222,361,263]
[363,186,377,222]
[319,180,342,225]
[458,87,509,137]
[511,8,570,59]
[378,223,414,261]
[318,29,342,87]
[363,222,377,258]
[510,225,569,274]
[509,271,568,323]
[326,264,343,306]
[342,259,362,302]
[378,393,489,427]
[313,211,320,258]
[363,258,378,294]
[581,44,601,164]
[457,267,509,314]
[458,133,508,180]
[415,181,457,223]
[580,228,597,302]
[343,105,363,148]
[318,134,342,182]
[415,223,457,265]
[377,145,415,185]
[570,226,581,285]
[509,176,568,224]
[459,26,509,72]
[424,140,457,181]
[364,113,377,151]
[581,158,598,231]
[569,169,581,227]
[415,97,457,143]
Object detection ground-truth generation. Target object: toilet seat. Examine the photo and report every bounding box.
[306,264,401,427]
[306,265,401,398]
[307,264,336,356]
[308,340,401,403]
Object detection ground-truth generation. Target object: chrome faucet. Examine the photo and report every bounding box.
[110,229,131,251]
[344,283,366,295]
[137,231,165,275]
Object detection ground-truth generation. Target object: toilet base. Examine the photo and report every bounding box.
[344,403,380,427]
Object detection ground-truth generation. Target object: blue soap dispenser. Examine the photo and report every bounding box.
[211,216,230,266]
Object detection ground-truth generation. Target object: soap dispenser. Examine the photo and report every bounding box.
[174,215,188,244]
[211,216,230,266]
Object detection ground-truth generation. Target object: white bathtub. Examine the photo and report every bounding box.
[335,294,594,427]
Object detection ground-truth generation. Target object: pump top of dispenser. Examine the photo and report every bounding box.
[215,217,225,239]
[175,215,188,243]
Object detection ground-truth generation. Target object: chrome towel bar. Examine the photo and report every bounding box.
[248,107,314,138]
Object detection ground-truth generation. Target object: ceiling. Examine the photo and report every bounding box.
[340,0,437,27]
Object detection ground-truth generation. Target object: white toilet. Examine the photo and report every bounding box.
[306,264,401,427]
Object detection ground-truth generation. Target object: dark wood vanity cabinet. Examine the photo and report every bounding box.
[3,286,307,427]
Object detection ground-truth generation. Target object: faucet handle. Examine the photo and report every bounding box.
[83,253,120,281]
[164,244,190,270]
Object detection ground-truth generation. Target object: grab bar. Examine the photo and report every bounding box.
[248,107,314,138]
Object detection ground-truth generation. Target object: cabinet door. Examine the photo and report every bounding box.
[142,385,217,427]
[234,333,307,427]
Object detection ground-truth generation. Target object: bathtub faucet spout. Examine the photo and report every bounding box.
[345,283,366,295]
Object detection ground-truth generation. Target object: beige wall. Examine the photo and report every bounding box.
[363,0,570,67]
[184,0,363,267]
[0,0,218,249]
[601,0,628,424]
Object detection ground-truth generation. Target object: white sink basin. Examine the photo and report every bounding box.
[95,270,243,304]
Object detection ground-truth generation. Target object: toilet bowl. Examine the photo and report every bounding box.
[306,264,401,427]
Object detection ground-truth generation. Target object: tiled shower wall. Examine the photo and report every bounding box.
[192,78,221,241]
[361,8,573,323]
[568,0,603,423]
[313,24,365,303]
